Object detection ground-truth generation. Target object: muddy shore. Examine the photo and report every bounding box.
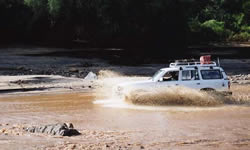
[0,47,250,149]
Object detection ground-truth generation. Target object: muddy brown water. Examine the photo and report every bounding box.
[0,92,250,149]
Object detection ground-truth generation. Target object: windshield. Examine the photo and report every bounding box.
[152,70,164,81]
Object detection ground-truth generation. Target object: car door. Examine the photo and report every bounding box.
[180,69,201,89]
[157,71,180,88]
[199,69,225,90]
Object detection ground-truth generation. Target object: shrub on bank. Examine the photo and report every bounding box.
[201,20,225,36]
[241,25,250,33]
[229,32,250,42]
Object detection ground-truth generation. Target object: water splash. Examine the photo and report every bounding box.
[124,87,227,106]
[93,70,250,109]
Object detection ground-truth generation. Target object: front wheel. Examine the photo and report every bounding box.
[200,88,215,92]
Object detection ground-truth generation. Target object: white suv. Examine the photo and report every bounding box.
[115,60,232,96]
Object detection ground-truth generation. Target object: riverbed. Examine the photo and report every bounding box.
[0,90,250,150]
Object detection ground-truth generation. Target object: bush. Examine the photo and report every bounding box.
[201,20,225,36]
[241,25,250,33]
[229,32,250,41]
[200,19,232,41]
[243,1,250,24]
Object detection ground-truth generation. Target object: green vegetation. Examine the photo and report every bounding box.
[0,0,250,47]
[186,0,250,43]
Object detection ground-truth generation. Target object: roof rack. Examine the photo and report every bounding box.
[169,61,217,68]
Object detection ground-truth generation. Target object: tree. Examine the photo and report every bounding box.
[243,0,250,24]
[0,0,32,43]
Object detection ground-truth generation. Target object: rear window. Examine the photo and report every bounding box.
[200,70,222,80]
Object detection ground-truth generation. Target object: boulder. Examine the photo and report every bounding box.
[84,72,97,80]
[24,123,80,136]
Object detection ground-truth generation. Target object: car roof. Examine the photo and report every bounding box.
[160,68,179,71]
[160,66,222,71]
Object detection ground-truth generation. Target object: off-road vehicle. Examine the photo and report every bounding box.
[115,57,232,96]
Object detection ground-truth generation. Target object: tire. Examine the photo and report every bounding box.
[200,88,217,95]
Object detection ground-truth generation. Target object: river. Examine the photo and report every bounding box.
[0,92,250,149]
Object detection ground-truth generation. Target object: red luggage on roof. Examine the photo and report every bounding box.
[200,55,211,64]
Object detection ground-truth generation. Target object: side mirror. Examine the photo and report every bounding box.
[158,77,163,82]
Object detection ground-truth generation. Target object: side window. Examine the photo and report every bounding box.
[200,70,222,80]
[162,71,179,81]
[182,70,199,81]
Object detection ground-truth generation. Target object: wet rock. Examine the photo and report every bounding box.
[71,75,77,78]
[82,62,93,67]
[66,123,74,129]
[0,128,6,133]
[10,80,25,85]
[69,68,79,73]
[69,144,76,149]
[229,74,250,84]
[16,66,25,70]
[84,72,97,80]
[24,123,80,136]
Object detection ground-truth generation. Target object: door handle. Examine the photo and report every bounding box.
[176,84,179,86]
[197,83,200,85]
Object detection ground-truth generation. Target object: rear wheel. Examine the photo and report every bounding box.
[200,88,227,97]
[200,88,217,95]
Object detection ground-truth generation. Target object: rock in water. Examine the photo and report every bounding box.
[24,123,80,136]
[69,67,79,73]
[84,72,97,80]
